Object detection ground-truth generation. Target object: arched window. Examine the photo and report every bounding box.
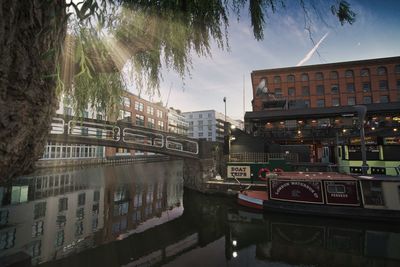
[395,64,400,74]
[315,72,324,80]
[360,68,370,77]
[377,66,387,76]
[345,69,354,78]
[330,71,338,80]
[287,74,295,83]
[301,73,309,82]
[274,75,281,83]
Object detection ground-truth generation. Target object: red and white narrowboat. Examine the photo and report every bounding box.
[238,171,400,222]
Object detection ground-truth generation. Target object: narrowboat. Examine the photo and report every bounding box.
[238,172,400,222]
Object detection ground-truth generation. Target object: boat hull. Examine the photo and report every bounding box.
[237,191,267,210]
[237,190,400,222]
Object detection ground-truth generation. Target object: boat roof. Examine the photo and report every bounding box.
[356,175,400,182]
[276,172,357,181]
[275,172,400,182]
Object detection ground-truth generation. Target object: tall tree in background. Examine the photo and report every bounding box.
[0,0,356,181]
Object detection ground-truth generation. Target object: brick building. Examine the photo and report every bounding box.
[245,56,400,168]
[106,92,169,157]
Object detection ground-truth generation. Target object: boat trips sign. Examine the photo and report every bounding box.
[227,166,251,179]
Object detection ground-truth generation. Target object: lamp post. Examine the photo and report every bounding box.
[223,97,227,135]
[354,105,368,175]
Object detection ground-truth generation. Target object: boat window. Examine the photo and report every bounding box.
[362,181,385,206]
[327,184,346,194]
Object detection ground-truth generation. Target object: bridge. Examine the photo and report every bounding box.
[47,114,205,159]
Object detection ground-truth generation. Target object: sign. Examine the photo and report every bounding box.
[270,179,323,204]
[227,166,251,179]
[350,136,377,145]
[384,136,400,145]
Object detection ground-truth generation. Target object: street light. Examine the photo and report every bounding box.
[223,97,227,135]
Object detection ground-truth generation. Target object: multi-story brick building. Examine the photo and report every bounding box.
[106,92,169,157]
[245,56,400,170]
[251,56,400,110]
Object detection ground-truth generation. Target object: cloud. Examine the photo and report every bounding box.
[296,32,329,66]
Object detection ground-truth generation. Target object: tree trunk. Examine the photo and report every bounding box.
[0,0,67,181]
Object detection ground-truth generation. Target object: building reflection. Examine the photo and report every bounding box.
[0,161,184,266]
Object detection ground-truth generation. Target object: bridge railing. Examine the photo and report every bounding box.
[49,116,200,156]
[68,120,121,141]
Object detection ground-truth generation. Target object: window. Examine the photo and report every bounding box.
[363,96,372,104]
[78,193,85,206]
[345,70,354,78]
[379,80,388,90]
[396,65,400,74]
[75,221,84,236]
[134,101,144,112]
[63,107,72,116]
[380,95,389,103]
[288,87,295,96]
[347,97,356,105]
[287,75,295,82]
[32,221,44,237]
[157,110,163,118]
[157,121,164,130]
[123,97,130,107]
[273,76,281,83]
[301,73,309,82]
[331,84,339,94]
[360,68,370,77]
[316,85,324,95]
[316,99,325,107]
[362,181,385,206]
[332,98,340,106]
[315,72,324,80]
[397,80,400,90]
[135,114,144,126]
[330,71,338,80]
[362,82,371,92]
[199,114,203,119]
[207,113,212,118]
[119,110,131,120]
[274,88,282,96]
[0,210,9,226]
[55,230,64,246]
[0,228,16,250]
[304,100,310,108]
[58,198,68,212]
[76,207,85,220]
[208,132,212,137]
[34,202,46,219]
[302,86,310,96]
[147,118,155,129]
[377,66,387,76]
[147,106,154,115]
[93,190,100,202]
[327,184,346,194]
[346,83,355,93]
[198,132,203,137]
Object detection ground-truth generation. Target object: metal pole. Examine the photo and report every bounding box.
[223,97,227,135]
[354,105,368,175]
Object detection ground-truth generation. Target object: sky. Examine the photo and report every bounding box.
[132,0,400,120]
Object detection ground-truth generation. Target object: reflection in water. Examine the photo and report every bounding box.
[0,161,400,267]
[0,161,184,266]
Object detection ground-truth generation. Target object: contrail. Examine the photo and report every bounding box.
[296,32,329,66]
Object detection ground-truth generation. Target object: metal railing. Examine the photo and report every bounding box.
[49,117,199,156]
[228,152,299,163]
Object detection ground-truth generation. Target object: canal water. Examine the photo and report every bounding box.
[1,160,399,267]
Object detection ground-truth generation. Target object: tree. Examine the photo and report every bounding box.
[0,0,356,181]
